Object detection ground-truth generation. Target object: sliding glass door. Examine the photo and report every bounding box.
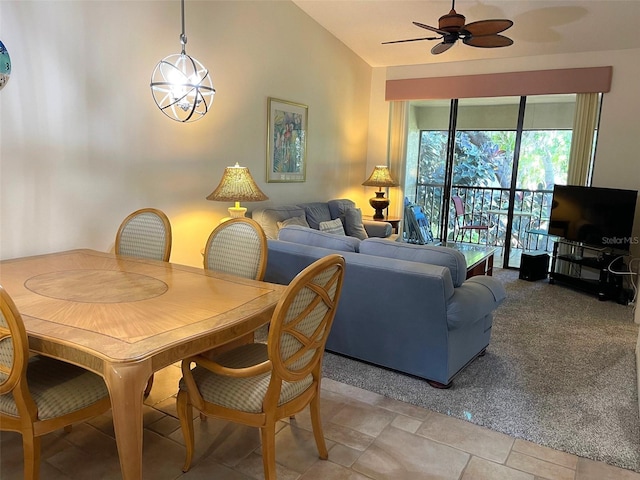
[407,94,584,269]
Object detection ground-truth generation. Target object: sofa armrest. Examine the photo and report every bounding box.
[446,277,506,330]
[363,220,392,238]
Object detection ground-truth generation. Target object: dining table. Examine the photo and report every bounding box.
[0,249,286,480]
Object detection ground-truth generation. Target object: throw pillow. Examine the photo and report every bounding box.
[276,214,310,230]
[342,207,369,240]
[318,218,346,236]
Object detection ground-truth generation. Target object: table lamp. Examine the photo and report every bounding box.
[206,163,268,218]
[362,165,398,219]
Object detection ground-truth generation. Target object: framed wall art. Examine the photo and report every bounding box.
[266,97,307,183]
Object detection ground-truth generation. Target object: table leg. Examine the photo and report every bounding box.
[103,361,151,480]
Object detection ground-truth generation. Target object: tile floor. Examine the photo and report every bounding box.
[1,363,639,480]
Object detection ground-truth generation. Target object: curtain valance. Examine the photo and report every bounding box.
[385,66,612,101]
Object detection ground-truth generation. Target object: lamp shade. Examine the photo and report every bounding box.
[362,166,398,188]
[207,163,268,218]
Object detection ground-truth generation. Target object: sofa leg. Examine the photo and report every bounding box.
[426,379,452,389]
[479,348,487,357]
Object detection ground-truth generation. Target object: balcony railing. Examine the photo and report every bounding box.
[414,184,556,253]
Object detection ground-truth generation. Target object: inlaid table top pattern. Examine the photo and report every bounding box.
[0,249,286,480]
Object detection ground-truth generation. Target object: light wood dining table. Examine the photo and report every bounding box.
[0,249,286,479]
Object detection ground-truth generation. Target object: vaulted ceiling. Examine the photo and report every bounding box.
[292,1,640,67]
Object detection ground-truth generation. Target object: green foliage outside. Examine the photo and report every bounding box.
[417,129,572,243]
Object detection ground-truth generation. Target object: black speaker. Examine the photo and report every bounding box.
[519,252,550,281]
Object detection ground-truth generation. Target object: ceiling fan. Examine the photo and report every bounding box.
[382,0,514,55]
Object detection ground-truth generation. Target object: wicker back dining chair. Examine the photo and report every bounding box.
[115,207,172,262]
[176,254,346,480]
[203,218,268,281]
[115,207,172,396]
[0,285,111,480]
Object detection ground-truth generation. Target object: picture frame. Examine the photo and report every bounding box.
[266,97,307,183]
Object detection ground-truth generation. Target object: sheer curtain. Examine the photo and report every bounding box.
[387,101,408,218]
[567,92,600,186]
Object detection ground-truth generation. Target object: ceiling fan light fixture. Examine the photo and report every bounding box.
[382,0,513,55]
[438,10,465,32]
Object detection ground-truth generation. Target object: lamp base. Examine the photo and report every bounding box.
[369,191,389,220]
[228,206,247,218]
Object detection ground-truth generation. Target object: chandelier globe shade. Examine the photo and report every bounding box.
[150,0,215,123]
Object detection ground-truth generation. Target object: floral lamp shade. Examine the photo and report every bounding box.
[0,41,10,91]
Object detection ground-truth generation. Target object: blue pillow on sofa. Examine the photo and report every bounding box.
[278,225,361,252]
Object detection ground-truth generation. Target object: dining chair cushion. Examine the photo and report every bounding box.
[179,343,312,414]
[0,355,109,420]
[118,211,169,261]
[205,221,265,280]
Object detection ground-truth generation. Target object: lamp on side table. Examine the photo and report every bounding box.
[206,163,268,220]
[362,165,398,219]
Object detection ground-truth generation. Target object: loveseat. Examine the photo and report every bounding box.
[263,225,507,387]
[251,198,393,240]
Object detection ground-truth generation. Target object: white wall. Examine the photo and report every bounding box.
[0,1,372,267]
[370,48,640,257]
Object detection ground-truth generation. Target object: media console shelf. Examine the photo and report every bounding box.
[549,238,624,301]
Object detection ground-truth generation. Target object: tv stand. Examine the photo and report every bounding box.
[549,239,624,302]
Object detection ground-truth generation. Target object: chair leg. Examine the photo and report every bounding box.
[309,394,328,459]
[143,374,154,398]
[22,432,41,480]
[260,423,278,480]
[176,390,195,472]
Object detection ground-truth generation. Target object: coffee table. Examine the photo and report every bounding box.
[446,243,496,278]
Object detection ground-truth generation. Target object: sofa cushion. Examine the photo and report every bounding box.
[299,202,332,230]
[327,199,356,219]
[278,225,360,252]
[276,214,310,230]
[342,208,369,240]
[319,219,346,236]
[251,205,306,239]
[359,238,467,287]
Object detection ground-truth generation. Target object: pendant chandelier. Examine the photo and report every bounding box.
[150,0,215,123]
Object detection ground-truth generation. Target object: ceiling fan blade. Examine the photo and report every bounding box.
[463,34,513,48]
[462,19,513,37]
[382,36,441,45]
[431,42,456,55]
[413,21,449,36]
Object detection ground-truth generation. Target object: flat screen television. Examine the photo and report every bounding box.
[548,185,638,250]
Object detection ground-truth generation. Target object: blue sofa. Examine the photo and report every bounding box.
[263,226,506,387]
[251,198,393,240]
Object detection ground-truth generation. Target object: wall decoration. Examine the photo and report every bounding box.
[266,97,307,183]
[0,40,11,90]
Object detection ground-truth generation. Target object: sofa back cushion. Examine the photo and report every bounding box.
[277,214,310,230]
[327,199,356,219]
[278,225,361,252]
[300,202,332,230]
[359,238,467,287]
[251,205,306,239]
